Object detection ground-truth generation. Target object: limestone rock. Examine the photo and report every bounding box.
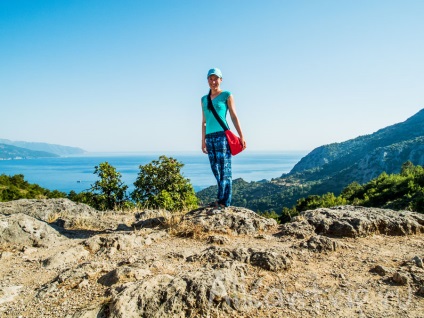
[370,265,395,277]
[282,206,424,238]
[98,266,151,286]
[299,235,344,252]
[206,235,229,245]
[392,272,409,285]
[83,231,168,256]
[37,262,104,298]
[108,265,250,317]
[187,246,235,263]
[183,206,277,235]
[187,246,291,272]
[65,306,104,318]
[0,213,66,247]
[250,250,291,271]
[83,233,146,254]
[0,198,118,231]
[0,251,13,260]
[166,252,187,260]
[42,244,89,269]
[0,198,97,221]
[0,285,23,305]
[277,218,315,239]
[412,256,423,268]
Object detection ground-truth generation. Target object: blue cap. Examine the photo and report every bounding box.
[207,68,222,78]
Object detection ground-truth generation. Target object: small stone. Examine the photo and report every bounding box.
[371,265,392,276]
[412,256,423,268]
[254,234,271,240]
[206,235,229,245]
[77,279,89,289]
[0,251,13,260]
[392,272,408,285]
[166,252,186,259]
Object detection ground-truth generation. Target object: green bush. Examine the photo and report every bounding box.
[131,156,198,212]
[88,162,129,211]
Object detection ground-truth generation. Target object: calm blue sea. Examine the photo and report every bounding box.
[0,151,306,193]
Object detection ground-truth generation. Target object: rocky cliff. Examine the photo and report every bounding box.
[1,199,423,317]
[290,109,424,181]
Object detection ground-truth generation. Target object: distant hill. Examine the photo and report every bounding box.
[287,109,424,193]
[197,108,424,212]
[291,109,424,175]
[0,143,59,160]
[0,139,85,156]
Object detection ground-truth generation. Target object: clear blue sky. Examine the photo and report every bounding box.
[1,0,423,152]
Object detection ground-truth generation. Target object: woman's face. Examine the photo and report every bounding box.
[208,75,222,90]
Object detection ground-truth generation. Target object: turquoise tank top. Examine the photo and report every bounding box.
[202,91,231,134]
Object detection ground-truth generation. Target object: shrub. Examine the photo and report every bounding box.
[88,162,129,210]
[131,156,198,212]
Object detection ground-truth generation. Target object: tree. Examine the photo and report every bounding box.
[131,156,198,212]
[89,162,128,210]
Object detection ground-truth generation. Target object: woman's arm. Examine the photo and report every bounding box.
[227,95,246,149]
[201,101,208,154]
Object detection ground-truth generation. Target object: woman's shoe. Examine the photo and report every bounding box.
[206,201,218,208]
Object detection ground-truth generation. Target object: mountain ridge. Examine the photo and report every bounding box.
[0,139,85,156]
[0,144,59,160]
[290,108,424,174]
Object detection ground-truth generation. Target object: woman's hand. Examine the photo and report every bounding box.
[240,137,246,150]
[202,140,208,154]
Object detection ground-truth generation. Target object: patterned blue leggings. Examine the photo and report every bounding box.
[205,131,232,207]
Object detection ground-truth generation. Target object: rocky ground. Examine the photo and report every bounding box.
[0,199,423,318]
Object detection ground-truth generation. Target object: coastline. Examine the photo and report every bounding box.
[0,151,308,193]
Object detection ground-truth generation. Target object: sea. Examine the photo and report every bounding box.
[0,151,307,193]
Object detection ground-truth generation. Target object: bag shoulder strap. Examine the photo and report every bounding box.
[208,93,229,131]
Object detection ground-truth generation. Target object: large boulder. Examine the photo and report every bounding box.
[0,198,98,221]
[42,244,90,269]
[0,198,117,231]
[183,207,277,235]
[279,206,424,238]
[0,213,66,247]
[108,264,251,317]
[83,231,169,256]
[187,246,292,272]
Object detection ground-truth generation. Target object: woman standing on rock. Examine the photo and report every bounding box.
[201,68,246,208]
